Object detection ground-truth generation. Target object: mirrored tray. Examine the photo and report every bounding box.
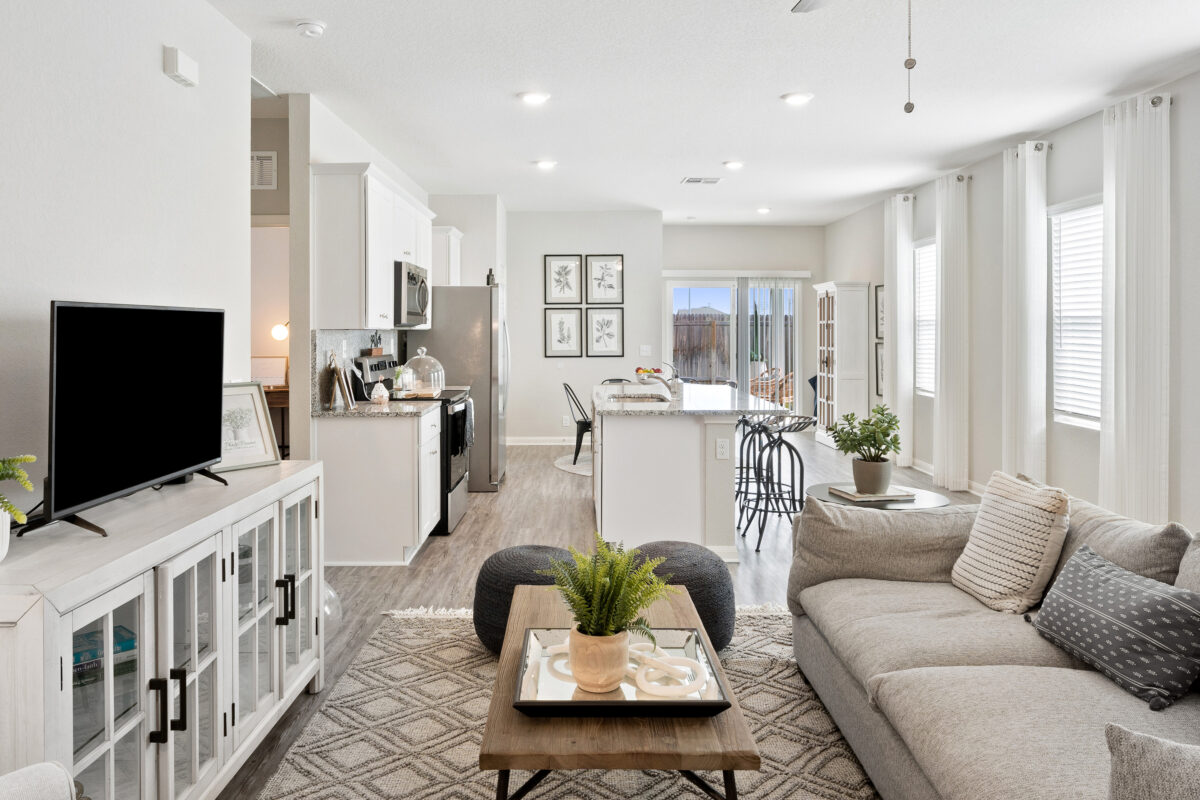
[512,628,732,717]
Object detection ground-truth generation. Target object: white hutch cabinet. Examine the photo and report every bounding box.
[814,281,870,447]
[0,461,323,800]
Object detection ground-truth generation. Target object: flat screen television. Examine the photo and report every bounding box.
[42,301,225,529]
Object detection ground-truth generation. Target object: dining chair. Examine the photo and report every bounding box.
[562,383,592,465]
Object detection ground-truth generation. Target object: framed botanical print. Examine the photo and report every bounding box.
[215,382,281,473]
[544,255,583,304]
[544,307,583,357]
[586,254,624,304]
[586,307,624,357]
[875,284,885,339]
[875,341,885,397]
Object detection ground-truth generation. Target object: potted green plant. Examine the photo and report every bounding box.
[542,535,676,693]
[748,301,765,377]
[0,455,36,564]
[827,405,901,494]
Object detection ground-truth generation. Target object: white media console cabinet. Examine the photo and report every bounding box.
[0,460,324,800]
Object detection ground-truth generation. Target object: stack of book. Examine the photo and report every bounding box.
[828,485,916,503]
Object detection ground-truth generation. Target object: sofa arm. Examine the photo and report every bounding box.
[787,498,979,616]
[0,762,75,800]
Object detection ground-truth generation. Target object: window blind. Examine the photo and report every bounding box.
[1051,204,1103,420]
[913,244,937,394]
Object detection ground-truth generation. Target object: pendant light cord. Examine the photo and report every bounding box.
[904,0,916,113]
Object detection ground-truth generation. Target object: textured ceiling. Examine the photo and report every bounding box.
[212,0,1200,224]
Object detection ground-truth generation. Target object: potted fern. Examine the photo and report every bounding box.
[827,405,901,495]
[0,455,36,564]
[542,535,676,693]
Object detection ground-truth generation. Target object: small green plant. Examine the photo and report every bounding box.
[541,534,677,644]
[0,455,36,524]
[827,405,901,462]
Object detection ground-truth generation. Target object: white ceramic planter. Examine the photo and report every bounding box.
[0,511,10,564]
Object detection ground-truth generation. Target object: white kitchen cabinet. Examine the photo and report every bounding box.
[311,163,436,329]
[415,215,433,272]
[0,461,324,800]
[813,281,870,447]
[431,226,463,286]
[418,414,442,538]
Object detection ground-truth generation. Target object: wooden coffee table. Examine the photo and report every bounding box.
[480,585,760,800]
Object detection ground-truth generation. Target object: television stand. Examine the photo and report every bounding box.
[166,468,229,487]
[17,512,107,538]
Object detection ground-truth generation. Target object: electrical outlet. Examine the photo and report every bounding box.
[639,344,652,357]
[562,415,571,428]
[715,438,730,460]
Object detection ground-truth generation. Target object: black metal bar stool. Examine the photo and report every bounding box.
[734,416,773,531]
[740,415,816,552]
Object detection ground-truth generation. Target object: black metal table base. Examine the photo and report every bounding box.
[494,769,737,800]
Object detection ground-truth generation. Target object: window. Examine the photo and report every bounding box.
[1051,203,1103,422]
[913,243,937,395]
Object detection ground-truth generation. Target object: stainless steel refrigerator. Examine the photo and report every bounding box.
[406,285,508,491]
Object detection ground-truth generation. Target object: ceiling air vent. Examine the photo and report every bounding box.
[680,177,723,185]
[251,151,277,190]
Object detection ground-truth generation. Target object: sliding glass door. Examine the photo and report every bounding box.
[665,280,737,383]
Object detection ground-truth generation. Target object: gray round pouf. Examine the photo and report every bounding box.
[473,544,571,654]
[637,541,736,650]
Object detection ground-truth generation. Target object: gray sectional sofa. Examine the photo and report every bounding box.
[787,496,1200,800]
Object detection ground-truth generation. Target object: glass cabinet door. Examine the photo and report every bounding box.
[230,505,278,748]
[155,536,223,800]
[279,483,320,696]
[67,573,155,800]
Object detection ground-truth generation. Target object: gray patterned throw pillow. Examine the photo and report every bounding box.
[1032,546,1200,710]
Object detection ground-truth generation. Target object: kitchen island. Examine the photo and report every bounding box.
[591,382,786,562]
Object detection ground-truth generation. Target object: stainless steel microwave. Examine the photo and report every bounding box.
[394,261,430,327]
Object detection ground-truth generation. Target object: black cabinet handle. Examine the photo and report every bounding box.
[149,678,168,744]
[285,574,297,621]
[275,577,290,625]
[169,668,187,732]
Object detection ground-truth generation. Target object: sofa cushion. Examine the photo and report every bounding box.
[869,665,1200,800]
[1106,724,1200,800]
[799,579,1083,697]
[1053,494,1192,584]
[951,471,1069,613]
[1033,546,1200,710]
[1176,538,1200,593]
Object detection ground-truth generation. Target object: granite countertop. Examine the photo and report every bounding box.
[592,382,788,417]
[312,399,441,418]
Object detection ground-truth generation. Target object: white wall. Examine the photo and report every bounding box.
[663,224,824,410]
[0,0,250,497]
[822,205,884,402]
[428,195,508,287]
[507,211,664,441]
[251,227,290,358]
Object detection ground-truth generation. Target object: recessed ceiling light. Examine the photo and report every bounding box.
[519,92,551,106]
[723,161,744,171]
[536,160,557,170]
[757,207,772,215]
[781,92,815,107]
[295,19,326,38]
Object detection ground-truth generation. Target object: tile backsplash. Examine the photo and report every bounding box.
[311,328,400,411]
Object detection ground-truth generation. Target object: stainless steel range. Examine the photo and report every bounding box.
[434,386,471,534]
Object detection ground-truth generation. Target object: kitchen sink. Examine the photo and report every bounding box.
[607,393,670,403]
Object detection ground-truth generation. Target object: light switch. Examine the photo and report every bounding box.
[715,438,730,460]
[639,344,652,357]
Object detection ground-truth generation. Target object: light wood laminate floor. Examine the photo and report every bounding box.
[218,438,974,799]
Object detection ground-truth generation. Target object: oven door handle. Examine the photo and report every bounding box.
[449,401,468,414]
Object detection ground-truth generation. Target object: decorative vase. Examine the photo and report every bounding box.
[852,458,892,495]
[0,511,9,564]
[568,628,629,693]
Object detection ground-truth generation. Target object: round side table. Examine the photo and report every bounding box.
[806,482,950,510]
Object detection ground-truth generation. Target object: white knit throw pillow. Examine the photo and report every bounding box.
[952,471,1070,613]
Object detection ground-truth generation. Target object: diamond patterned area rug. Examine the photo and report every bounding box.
[258,609,878,800]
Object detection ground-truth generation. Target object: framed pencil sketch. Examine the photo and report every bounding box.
[875,284,885,339]
[545,255,583,304]
[875,342,885,397]
[545,308,583,357]
[587,307,624,357]
[585,254,624,304]
[215,382,280,473]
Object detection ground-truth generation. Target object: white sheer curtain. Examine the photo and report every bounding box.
[746,276,804,411]
[1001,142,1049,481]
[1099,94,1172,522]
[883,193,914,467]
[933,173,970,490]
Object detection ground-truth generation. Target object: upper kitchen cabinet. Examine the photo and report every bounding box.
[311,163,436,329]
[431,226,463,286]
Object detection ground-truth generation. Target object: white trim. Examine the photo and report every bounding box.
[912,236,936,249]
[706,545,740,564]
[507,436,576,446]
[910,458,933,476]
[1047,193,1103,218]
[968,480,988,497]
[1054,412,1101,431]
[662,269,812,279]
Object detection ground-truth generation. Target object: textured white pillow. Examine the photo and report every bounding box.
[951,471,1069,613]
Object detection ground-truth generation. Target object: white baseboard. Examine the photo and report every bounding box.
[967,480,987,497]
[706,545,740,564]
[905,459,985,497]
[507,436,577,446]
[910,459,933,476]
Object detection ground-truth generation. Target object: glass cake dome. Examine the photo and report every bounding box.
[404,346,445,397]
